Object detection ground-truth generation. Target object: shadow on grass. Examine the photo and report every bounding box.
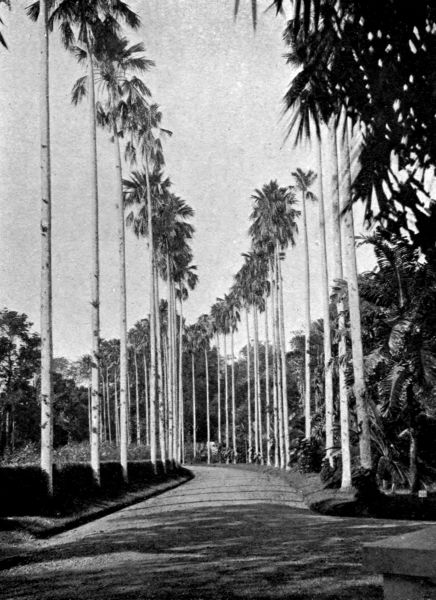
[0,499,425,600]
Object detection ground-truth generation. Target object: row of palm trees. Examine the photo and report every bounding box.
[30,0,202,491]
[182,132,372,486]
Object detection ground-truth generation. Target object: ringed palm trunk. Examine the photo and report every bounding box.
[106,368,112,444]
[166,256,174,461]
[114,368,119,445]
[171,281,178,463]
[253,306,263,463]
[274,250,285,467]
[134,350,140,445]
[216,333,222,445]
[39,0,53,494]
[178,298,184,463]
[154,265,166,467]
[252,310,259,459]
[264,297,271,466]
[317,130,334,466]
[300,190,312,439]
[278,253,290,469]
[224,331,229,460]
[343,120,372,471]
[191,353,196,458]
[332,120,352,490]
[86,38,101,485]
[205,348,211,464]
[143,352,150,446]
[144,155,157,469]
[231,325,237,463]
[113,120,128,482]
[245,309,252,463]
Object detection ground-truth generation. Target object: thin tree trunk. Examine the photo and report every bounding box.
[154,265,166,468]
[300,188,312,439]
[171,280,178,464]
[192,353,196,458]
[264,297,271,466]
[333,121,352,490]
[343,120,372,471]
[252,310,259,460]
[245,309,252,463]
[216,333,222,445]
[254,305,263,464]
[274,250,285,468]
[205,348,211,464]
[101,375,106,443]
[144,155,157,469]
[39,0,53,495]
[106,368,112,444]
[143,352,150,446]
[231,326,237,463]
[87,384,92,441]
[113,121,128,482]
[166,256,174,462]
[224,332,229,460]
[178,298,184,464]
[278,247,290,468]
[134,351,140,445]
[317,130,334,466]
[114,368,120,446]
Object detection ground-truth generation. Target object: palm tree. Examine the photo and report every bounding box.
[73,35,153,480]
[292,168,317,439]
[210,301,223,448]
[185,324,199,459]
[249,181,299,469]
[198,314,213,464]
[124,168,172,469]
[342,119,372,470]
[28,0,141,491]
[225,291,240,463]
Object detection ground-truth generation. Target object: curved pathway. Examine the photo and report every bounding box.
[0,466,426,599]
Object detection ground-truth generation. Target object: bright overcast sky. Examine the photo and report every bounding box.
[0,0,373,359]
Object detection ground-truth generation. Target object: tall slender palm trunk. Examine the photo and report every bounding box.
[113,121,128,482]
[278,253,290,469]
[144,156,157,469]
[105,368,111,444]
[177,298,184,463]
[252,310,259,459]
[85,37,101,485]
[216,333,222,446]
[317,131,334,466]
[231,327,237,463]
[300,188,312,439]
[134,351,140,445]
[224,332,229,460]
[205,348,211,464]
[171,281,178,462]
[264,298,271,466]
[39,0,53,495]
[332,122,352,490]
[143,353,149,446]
[154,266,166,467]
[253,306,263,463]
[191,353,196,458]
[273,251,285,467]
[114,368,119,445]
[343,120,372,471]
[245,309,252,463]
[166,256,174,462]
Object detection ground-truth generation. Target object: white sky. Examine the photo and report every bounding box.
[0,0,374,359]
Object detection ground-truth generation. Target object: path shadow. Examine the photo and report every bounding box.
[0,502,425,600]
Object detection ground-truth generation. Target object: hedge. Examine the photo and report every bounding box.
[0,459,179,516]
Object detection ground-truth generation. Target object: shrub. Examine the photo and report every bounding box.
[0,459,177,517]
[0,465,50,515]
[291,437,323,473]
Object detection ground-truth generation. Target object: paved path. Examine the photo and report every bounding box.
[0,466,427,599]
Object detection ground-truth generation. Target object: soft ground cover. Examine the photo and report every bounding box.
[0,465,429,600]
